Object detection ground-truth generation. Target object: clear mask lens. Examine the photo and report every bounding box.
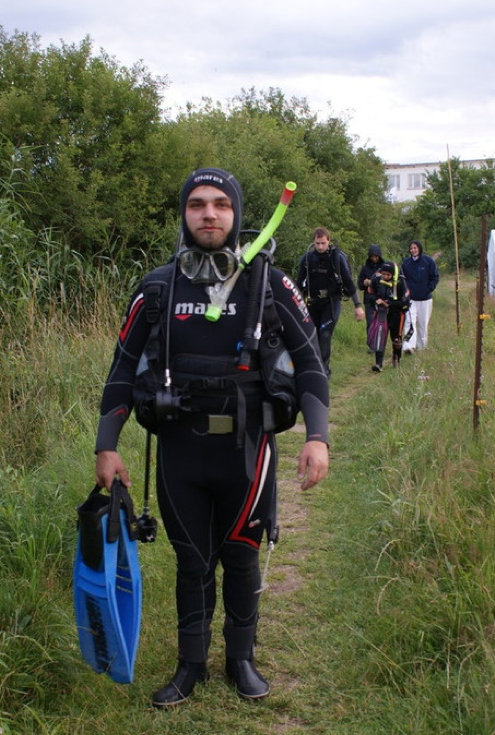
[178,247,237,283]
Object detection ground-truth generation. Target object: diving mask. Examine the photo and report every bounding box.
[178,246,238,284]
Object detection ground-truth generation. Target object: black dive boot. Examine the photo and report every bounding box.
[223,618,270,699]
[225,657,270,699]
[152,660,208,708]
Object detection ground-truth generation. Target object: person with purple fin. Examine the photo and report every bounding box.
[367,261,410,372]
[357,244,384,351]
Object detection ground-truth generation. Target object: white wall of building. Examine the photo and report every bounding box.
[385,159,487,203]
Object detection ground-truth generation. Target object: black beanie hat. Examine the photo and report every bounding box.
[380,261,396,275]
[180,167,243,250]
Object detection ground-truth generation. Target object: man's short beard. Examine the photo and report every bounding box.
[194,239,227,251]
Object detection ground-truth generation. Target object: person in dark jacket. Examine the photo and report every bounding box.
[357,245,384,345]
[401,240,439,352]
[296,227,364,377]
[367,262,410,372]
[95,168,329,708]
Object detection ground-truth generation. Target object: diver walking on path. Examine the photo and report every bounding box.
[367,262,410,372]
[94,168,329,707]
[296,227,364,377]
[357,244,384,347]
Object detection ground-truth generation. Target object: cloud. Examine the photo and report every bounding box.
[393,15,495,102]
[2,0,495,162]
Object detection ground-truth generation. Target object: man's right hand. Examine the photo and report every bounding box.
[95,450,131,491]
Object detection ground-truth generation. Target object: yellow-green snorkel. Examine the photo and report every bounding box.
[205,182,297,321]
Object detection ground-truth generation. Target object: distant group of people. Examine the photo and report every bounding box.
[297,230,440,375]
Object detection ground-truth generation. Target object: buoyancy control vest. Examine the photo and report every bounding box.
[369,264,410,311]
[304,246,352,299]
[132,251,298,442]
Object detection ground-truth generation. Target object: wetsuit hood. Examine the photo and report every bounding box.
[180,167,243,251]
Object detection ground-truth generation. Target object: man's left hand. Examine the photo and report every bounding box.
[354,306,365,321]
[297,440,329,490]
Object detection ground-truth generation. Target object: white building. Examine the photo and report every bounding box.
[385,159,488,203]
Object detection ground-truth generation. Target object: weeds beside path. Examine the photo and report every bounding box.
[266,275,495,734]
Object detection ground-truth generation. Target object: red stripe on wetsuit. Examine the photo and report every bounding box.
[228,434,269,549]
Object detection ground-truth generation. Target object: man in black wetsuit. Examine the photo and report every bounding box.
[95,168,329,707]
[296,227,364,377]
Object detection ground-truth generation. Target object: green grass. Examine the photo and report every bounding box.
[2,274,495,733]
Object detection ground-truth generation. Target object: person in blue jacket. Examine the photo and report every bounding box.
[401,240,439,352]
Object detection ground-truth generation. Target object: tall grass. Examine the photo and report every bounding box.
[2,268,495,734]
[314,275,495,734]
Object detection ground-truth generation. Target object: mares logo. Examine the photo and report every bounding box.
[174,302,237,320]
[282,275,310,321]
[193,174,223,185]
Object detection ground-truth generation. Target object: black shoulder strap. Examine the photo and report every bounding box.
[141,285,166,364]
[141,267,174,363]
[331,246,342,279]
[143,283,164,324]
[262,276,283,334]
[106,479,139,543]
[142,262,175,324]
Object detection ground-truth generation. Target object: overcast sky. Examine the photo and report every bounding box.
[3,0,495,164]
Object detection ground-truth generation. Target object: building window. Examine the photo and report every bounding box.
[408,173,426,190]
[388,174,400,190]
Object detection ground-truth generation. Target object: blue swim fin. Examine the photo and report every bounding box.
[73,481,142,684]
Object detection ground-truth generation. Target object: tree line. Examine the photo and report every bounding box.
[0,27,494,319]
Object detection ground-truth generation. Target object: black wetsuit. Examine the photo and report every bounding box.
[296,247,360,375]
[357,245,384,336]
[96,263,329,663]
[368,272,410,367]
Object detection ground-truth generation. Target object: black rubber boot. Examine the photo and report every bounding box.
[225,658,270,699]
[152,660,208,708]
[372,350,384,372]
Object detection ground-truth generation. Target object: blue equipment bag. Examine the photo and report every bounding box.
[73,480,142,684]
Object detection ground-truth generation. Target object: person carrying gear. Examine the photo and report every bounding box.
[367,261,410,372]
[296,227,364,377]
[357,244,385,347]
[94,168,329,707]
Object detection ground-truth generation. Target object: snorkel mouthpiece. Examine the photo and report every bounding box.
[205,303,223,321]
[205,182,297,322]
